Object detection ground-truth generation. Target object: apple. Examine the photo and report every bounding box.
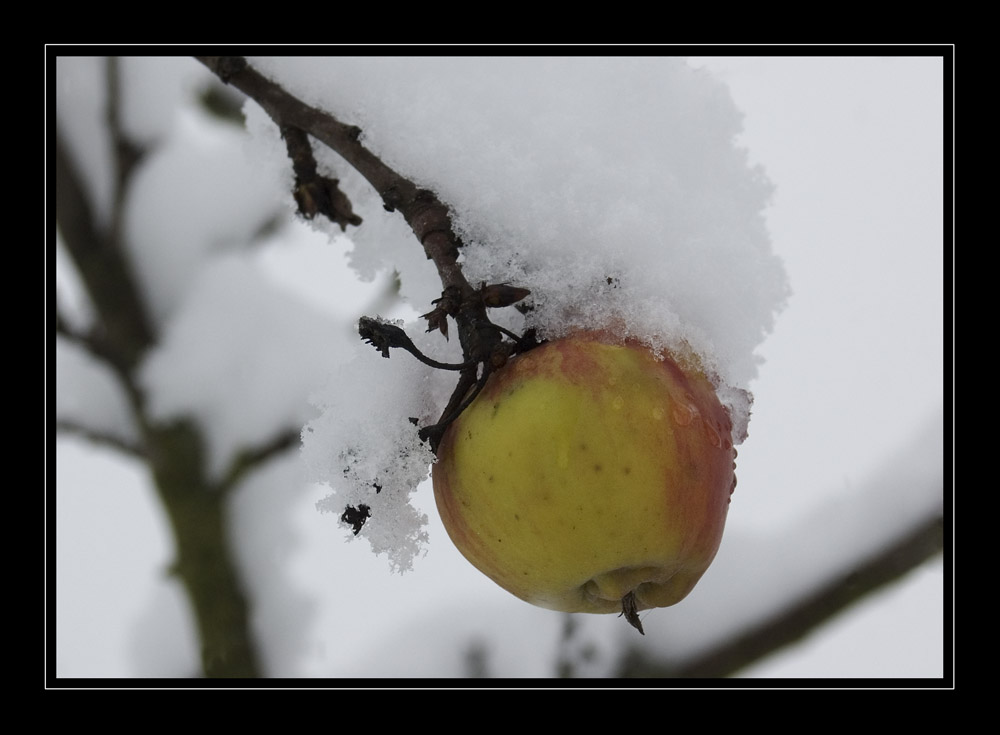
[432,330,736,629]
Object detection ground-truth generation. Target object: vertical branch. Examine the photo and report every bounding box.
[146,421,261,678]
[105,56,144,254]
[57,57,265,678]
[55,128,153,375]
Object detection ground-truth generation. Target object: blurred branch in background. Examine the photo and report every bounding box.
[616,513,943,678]
[54,57,290,678]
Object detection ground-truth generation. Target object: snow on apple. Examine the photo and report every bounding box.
[267,58,788,573]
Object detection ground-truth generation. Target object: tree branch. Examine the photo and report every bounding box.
[196,56,538,453]
[194,56,473,298]
[615,511,945,678]
[216,428,301,496]
[105,56,145,251]
[280,123,363,230]
[56,418,144,459]
[55,128,155,376]
[148,419,261,678]
[57,58,264,678]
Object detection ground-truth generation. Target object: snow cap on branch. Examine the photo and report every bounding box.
[253,57,789,570]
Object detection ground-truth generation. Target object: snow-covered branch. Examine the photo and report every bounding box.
[195,55,467,292]
[197,55,542,457]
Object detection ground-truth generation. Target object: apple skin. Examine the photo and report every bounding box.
[432,331,736,615]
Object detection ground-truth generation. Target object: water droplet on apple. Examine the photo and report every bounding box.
[671,402,696,426]
[704,422,722,448]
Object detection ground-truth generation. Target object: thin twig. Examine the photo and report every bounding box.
[280,123,362,230]
[216,428,301,495]
[56,129,155,376]
[56,418,144,458]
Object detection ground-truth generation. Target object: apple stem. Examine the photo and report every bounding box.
[417,366,493,450]
[621,591,645,635]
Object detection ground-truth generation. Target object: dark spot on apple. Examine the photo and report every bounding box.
[594,464,602,472]
[623,466,631,475]
[514,513,520,520]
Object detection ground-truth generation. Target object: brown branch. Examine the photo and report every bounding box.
[194,56,472,296]
[147,419,261,678]
[56,128,155,376]
[106,56,145,251]
[56,308,95,352]
[216,428,301,496]
[196,56,539,452]
[280,123,362,230]
[56,58,264,678]
[616,512,945,679]
[56,418,144,459]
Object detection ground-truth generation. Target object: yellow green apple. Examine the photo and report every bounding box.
[432,331,736,627]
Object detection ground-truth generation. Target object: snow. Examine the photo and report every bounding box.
[138,252,346,480]
[251,57,787,392]
[124,108,291,325]
[304,345,437,572]
[52,53,946,680]
[247,57,789,567]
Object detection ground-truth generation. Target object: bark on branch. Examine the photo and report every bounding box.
[196,55,538,452]
[195,56,468,293]
[57,57,306,678]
